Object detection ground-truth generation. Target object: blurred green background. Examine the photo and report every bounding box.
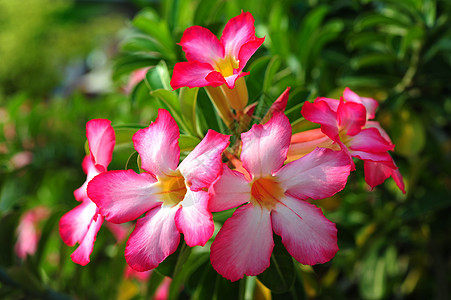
[0,0,449,299]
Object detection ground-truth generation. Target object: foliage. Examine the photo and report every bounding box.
[0,0,450,299]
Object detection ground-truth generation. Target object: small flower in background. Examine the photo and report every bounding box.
[88,109,230,272]
[15,206,50,259]
[301,88,405,193]
[208,112,351,281]
[171,11,264,113]
[59,119,115,265]
[171,11,264,90]
[123,67,150,95]
[124,265,152,282]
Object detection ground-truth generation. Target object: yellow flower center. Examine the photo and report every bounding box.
[214,55,239,77]
[339,130,352,146]
[250,177,284,210]
[155,172,187,208]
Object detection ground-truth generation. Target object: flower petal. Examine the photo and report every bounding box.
[86,119,115,169]
[221,12,258,60]
[350,150,396,168]
[223,72,248,89]
[314,97,339,111]
[179,25,224,65]
[348,127,394,152]
[276,148,351,200]
[171,62,223,90]
[337,101,366,136]
[210,203,273,281]
[175,190,214,247]
[70,214,103,266]
[178,130,230,191]
[287,128,337,162]
[272,196,338,265]
[209,164,251,212]
[125,206,180,272]
[74,155,103,201]
[364,160,405,193]
[237,38,265,72]
[301,101,339,140]
[262,87,290,124]
[59,200,97,247]
[365,121,392,143]
[133,109,180,177]
[343,87,378,120]
[241,112,291,178]
[87,170,160,223]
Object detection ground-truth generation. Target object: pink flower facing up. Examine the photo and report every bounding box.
[209,112,352,281]
[15,206,49,259]
[59,119,115,266]
[87,109,230,272]
[301,88,405,193]
[170,12,264,91]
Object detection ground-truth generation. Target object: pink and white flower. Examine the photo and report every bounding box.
[170,11,264,90]
[209,112,351,281]
[301,88,405,193]
[59,119,115,265]
[15,206,49,259]
[87,109,230,272]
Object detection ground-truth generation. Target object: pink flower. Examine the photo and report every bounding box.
[170,12,264,90]
[59,119,115,265]
[15,206,49,259]
[123,67,150,95]
[124,265,152,282]
[87,109,230,272]
[208,113,351,281]
[301,88,405,193]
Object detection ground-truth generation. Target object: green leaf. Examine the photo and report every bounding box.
[358,240,387,299]
[155,241,191,278]
[168,247,210,300]
[144,61,173,92]
[130,80,151,107]
[179,135,200,152]
[0,212,21,266]
[146,271,165,300]
[112,53,158,81]
[257,234,295,293]
[132,8,176,60]
[179,87,200,137]
[7,266,45,294]
[391,109,425,157]
[33,210,62,267]
[263,55,282,93]
[120,35,166,57]
[350,53,396,69]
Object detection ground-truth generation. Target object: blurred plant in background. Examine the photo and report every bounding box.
[0,0,449,299]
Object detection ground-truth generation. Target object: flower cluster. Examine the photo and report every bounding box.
[59,11,404,283]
